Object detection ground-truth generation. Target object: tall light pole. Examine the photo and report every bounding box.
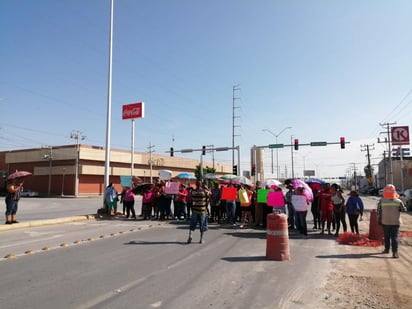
[291,135,295,179]
[301,151,312,178]
[262,126,292,178]
[104,0,114,193]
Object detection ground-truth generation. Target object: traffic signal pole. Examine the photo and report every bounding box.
[166,145,241,175]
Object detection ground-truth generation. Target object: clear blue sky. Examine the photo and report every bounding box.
[1,0,412,179]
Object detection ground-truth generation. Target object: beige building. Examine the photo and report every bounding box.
[0,144,231,196]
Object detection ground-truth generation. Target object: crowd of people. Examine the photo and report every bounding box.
[104,179,371,240]
[6,176,407,257]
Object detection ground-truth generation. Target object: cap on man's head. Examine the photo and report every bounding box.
[383,184,399,199]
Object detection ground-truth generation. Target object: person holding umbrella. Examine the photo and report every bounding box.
[5,178,24,224]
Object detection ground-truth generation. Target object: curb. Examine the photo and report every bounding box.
[0,215,96,232]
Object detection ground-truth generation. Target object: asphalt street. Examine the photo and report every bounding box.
[0,194,385,308]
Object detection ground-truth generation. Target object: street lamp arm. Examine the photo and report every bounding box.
[262,129,276,137]
[276,126,292,138]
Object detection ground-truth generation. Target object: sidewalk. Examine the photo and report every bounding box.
[0,196,143,232]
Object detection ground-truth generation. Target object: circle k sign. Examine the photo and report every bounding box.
[391,126,410,145]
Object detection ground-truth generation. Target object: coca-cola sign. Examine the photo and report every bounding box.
[122,102,144,120]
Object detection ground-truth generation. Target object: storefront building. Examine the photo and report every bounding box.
[0,144,231,196]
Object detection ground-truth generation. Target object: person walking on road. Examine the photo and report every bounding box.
[377,184,407,258]
[346,190,364,235]
[5,178,24,224]
[187,180,210,244]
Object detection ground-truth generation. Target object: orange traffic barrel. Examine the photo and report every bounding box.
[266,213,290,261]
[369,209,384,241]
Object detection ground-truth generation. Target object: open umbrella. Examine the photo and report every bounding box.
[286,178,314,202]
[305,178,325,185]
[203,173,219,180]
[262,179,282,188]
[305,178,325,191]
[219,174,237,180]
[175,172,196,180]
[159,170,172,180]
[7,170,32,180]
[233,175,252,186]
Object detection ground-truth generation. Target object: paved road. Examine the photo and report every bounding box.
[0,193,383,308]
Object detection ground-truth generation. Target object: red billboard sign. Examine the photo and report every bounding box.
[391,126,409,145]
[122,102,144,120]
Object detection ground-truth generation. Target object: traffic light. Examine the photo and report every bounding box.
[294,139,299,150]
[170,147,174,157]
[340,137,345,149]
[202,145,206,155]
[232,165,238,175]
[251,164,256,176]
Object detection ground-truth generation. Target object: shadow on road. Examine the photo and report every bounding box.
[316,252,385,259]
[221,256,269,262]
[124,240,187,245]
[224,231,266,239]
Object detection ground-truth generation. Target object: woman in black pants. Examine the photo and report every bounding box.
[345,190,364,235]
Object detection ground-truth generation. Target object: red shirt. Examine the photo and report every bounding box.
[319,189,333,211]
[177,189,188,202]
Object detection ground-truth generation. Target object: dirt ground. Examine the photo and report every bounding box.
[317,209,412,309]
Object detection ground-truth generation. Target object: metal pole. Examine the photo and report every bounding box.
[262,127,291,179]
[47,147,52,196]
[291,135,295,178]
[149,142,153,183]
[400,146,405,191]
[104,0,114,191]
[61,168,65,197]
[270,148,274,174]
[131,119,135,177]
[237,145,240,176]
[387,129,394,184]
[75,145,79,197]
[200,153,204,178]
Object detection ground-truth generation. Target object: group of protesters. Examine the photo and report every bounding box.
[106,178,367,239]
[105,178,408,256]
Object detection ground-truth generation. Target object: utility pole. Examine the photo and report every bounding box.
[71,130,86,197]
[349,162,358,190]
[378,122,396,185]
[360,143,375,185]
[232,85,240,175]
[147,142,155,183]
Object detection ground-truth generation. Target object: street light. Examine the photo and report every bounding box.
[300,151,312,175]
[262,126,292,178]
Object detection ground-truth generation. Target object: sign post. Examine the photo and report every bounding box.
[122,102,145,179]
